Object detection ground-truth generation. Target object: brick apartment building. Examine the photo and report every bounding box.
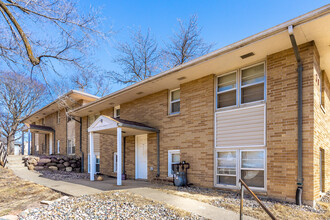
[22,5,330,206]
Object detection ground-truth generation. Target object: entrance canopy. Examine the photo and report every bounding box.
[23,123,54,134]
[88,115,159,136]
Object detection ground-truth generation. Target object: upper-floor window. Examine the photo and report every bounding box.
[217,63,265,109]
[240,63,265,104]
[217,72,237,108]
[169,89,180,114]
[41,118,45,125]
[114,106,120,118]
[320,71,325,110]
[57,111,60,124]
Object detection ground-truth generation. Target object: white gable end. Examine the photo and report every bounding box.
[88,115,118,132]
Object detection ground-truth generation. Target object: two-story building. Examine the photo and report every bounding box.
[24,5,330,206]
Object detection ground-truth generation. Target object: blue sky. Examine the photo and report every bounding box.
[78,0,328,92]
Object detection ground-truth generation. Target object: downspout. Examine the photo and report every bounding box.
[123,137,126,178]
[288,25,304,205]
[80,117,84,173]
[156,131,160,177]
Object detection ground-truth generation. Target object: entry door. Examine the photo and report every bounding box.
[135,134,148,179]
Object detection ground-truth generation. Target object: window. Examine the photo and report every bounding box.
[241,63,265,104]
[114,152,118,172]
[88,153,100,173]
[57,140,60,154]
[168,150,180,176]
[217,72,237,108]
[240,150,265,188]
[320,71,325,109]
[41,118,45,125]
[217,63,265,109]
[114,106,120,118]
[216,151,237,186]
[216,149,265,189]
[67,139,75,155]
[57,111,60,124]
[169,89,180,114]
[320,148,325,193]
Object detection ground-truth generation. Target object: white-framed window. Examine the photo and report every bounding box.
[57,140,60,154]
[217,62,265,109]
[67,139,75,155]
[169,89,180,114]
[57,111,60,124]
[114,106,120,118]
[168,150,180,176]
[114,152,118,172]
[320,71,325,109]
[240,63,265,104]
[88,153,100,173]
[217,72,237,108]
[215,149,266,190]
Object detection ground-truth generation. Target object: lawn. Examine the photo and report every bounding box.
[0,167,61,216]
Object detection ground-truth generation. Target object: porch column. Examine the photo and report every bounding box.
[49,133,53,155]
[28,130,31,155]
[89,132,95,181]
[117,127,122,186]
[21,131,25,155]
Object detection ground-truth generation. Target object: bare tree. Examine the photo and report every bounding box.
[0,72,45,153]
[0,0,108,81]
[70,68,111,96]
[162,14,214,68]
[112,29,159,84]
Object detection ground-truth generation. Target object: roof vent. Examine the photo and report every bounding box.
[177,76,186,81]
[240,52,255,59]
[88,110,93,113]
[136,92,143,95]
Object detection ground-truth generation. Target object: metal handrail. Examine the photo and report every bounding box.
[239,179,277,220]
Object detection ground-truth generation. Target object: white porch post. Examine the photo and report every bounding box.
[117,127,122,186]
[89,132,95,181]
[49,133,53,155]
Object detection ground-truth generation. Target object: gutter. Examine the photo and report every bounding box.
[288,25,304,205]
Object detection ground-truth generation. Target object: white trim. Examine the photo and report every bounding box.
[214,148,267,191]
[216,61,266,111]
[135,134,148,179]
[169,88,180,115]
[168,150,180,177]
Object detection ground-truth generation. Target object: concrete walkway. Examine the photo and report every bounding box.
[7,156,255,220]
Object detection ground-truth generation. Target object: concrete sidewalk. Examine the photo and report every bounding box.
[7,156,255,220]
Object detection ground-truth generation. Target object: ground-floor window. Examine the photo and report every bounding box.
[114,152,118,172]
[88,153,100,173]
[67,139,75,155]
[168,150,180,177]
[215,149,265,190]
[320,148,325,193]
[57,140,60,154]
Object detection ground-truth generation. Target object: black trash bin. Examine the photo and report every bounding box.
[172,161,190,187]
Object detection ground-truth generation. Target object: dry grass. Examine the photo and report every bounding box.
[0,167,61,216]
[155,186,330,220]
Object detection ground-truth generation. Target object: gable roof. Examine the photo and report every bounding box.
[69,5,330,117]
[22,90,99,124]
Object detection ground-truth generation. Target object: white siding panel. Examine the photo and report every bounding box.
[216,104,265,147]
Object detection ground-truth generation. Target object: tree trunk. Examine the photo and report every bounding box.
[7,134,15,154]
